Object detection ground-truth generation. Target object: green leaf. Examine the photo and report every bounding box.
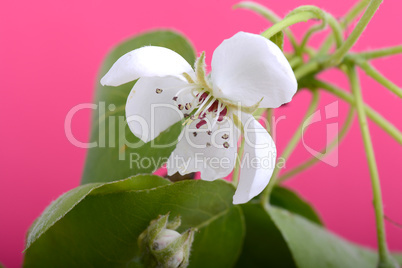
[236,186,320,268]
[269,31,284,51]
[82,30,196,184]
[235,203,297,268]
[269,206,378,268]
[237,186,383,267]
[25,175,170,250]
[270,186,323,225]
[24,176,244,267]
[392,253,402,266]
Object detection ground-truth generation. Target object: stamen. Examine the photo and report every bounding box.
[211,102,224,129]
[223,142,229,148]
[178,104,184,110]
[207,131,212,135]
[198,92,209,103]
[189,89,205,107]
[196,120,207,129]
[207,100,219,112]
[194,94,212,118]
[193,132,197,137]
[185,103,192,110]
[155,88,163,94]
[222,134,229,139]
[202,97,216,114]
[173,85,202,103]
[218,107,227,122]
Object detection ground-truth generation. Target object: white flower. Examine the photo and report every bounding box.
[101,32,297,204]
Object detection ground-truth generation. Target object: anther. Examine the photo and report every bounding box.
[223,142,229,148]
[196,120,207,129]
[155,88,163,94]
[207,131,212,135]
[208,100,219,112]
[218,107,228,122]
[172,96,178,101]
[193,132,197,137]
[184,114,190,119]
[222,134,229,139]
[185,103,192,110]
[178,104,184,110]
[206,142,211,147]
[199,92,209,102]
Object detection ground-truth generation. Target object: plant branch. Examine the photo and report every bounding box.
[356,60,402,98]
[342,0,371,27]
[311,79,402,144]
[233,1,298,49]
[318,0,371,56]
[358,45,402,59]
[232,137,245,186]
[266,108,273,136]
[261,11,318,39]
[330,0,383,66]
[347,65,395,268]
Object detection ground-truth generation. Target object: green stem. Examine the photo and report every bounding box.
[326,13,344,48]
[330,0,383,65]
[261,11,318,39]
[296,0,378,75]
[289,57,303,69]
[233,1,298,50]
[294,61,321,80]
[304,46,317,58]
[318,0,371,56]
[278,105,355,183]
[261,90,320,205]
[356,60,402,98]
[232,138,245,186]
[342,0,371,27]
[266,108,273,136]
[312,79,402,144]
[297,7,342,56]
[347,65,394,268]
[253,109,264,119]
[299,24,326,56]
[358,45,402,59]
[318,34,335,56]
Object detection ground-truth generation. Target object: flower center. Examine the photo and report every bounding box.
[155,83,231,149]
[190,91,228,129]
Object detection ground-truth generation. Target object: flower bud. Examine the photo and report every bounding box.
[138,213,196,268]
[153,229,181,250]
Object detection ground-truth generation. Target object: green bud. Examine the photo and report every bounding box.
[138,213,196,268]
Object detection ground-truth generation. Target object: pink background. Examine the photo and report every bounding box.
[1,0,401,267]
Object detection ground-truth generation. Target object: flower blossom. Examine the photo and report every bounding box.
[101,32,297,204]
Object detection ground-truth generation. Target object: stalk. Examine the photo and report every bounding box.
[347,66,395,268]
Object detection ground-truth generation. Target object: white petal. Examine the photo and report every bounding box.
[211,32,297,108]
[126,76,194,143]
[167,113,239,181]
[233,113,276,204]
[101,46,194,86]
